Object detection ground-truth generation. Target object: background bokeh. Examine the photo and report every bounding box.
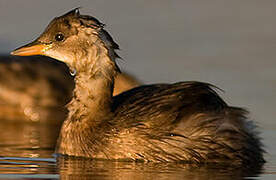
[0,0,275,167]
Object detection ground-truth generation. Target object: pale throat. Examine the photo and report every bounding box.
[66,45,117,122]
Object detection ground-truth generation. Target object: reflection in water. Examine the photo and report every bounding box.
[0,1,271,177]
[0,120,59,176]
[0,120,264,179]
[0,121,59,158]
[0,155,263,179]
[0,157,57,176]
[57,156,263,180]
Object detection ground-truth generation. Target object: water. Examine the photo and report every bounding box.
[0,120,268,179]
[0,114,273,179]
[0,0,276,179]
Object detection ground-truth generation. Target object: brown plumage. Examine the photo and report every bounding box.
[11,8,264,166]
[0,55,139,122]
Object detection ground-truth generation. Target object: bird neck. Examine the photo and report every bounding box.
[67,45,118,124]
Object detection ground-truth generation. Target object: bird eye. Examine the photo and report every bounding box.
[55,33,65,42]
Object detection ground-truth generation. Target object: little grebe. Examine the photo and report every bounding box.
[11,9,264,165]
[0,56,139,122]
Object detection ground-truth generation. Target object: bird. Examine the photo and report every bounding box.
[0,55,139,122]
[11,8,264,166]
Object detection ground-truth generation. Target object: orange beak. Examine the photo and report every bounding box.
[10,41,48,56]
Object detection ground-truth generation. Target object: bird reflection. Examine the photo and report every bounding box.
[57,156,263,180]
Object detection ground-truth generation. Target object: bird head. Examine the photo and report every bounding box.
[11,8,120,71]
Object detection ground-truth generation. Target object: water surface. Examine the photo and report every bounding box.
[0,120,267,179]
[0,0,275,179]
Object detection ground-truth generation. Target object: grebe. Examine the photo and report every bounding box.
[11,9,264,165]
[0,56,139,122]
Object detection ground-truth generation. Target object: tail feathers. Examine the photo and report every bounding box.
[213,107,265,165]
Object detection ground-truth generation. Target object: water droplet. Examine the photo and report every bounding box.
[70,68,77,76]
